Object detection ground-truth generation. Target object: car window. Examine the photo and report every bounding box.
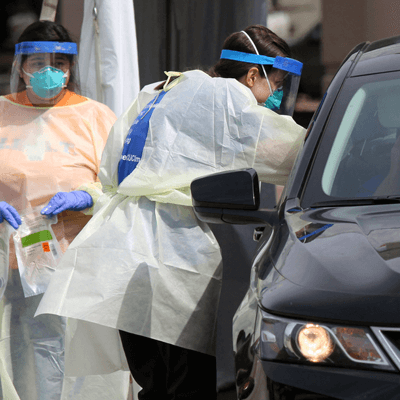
[321,88,367,195]
[301,71,400,206]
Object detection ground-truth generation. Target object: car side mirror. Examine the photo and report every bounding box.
[191,168,278,225]
[191,168,260,210]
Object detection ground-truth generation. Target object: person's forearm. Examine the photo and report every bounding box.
[75,182,103,215]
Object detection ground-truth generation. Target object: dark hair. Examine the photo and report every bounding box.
[208,25,290,79]
[16,21,79,93]
[18,20,75,43]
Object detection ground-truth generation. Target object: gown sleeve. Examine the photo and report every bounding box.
[252,110,306,185]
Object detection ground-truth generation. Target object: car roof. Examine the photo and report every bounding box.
[350,35,400,76]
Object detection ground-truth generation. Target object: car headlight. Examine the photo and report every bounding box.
[297,324,334,362]
[256,311,394,371]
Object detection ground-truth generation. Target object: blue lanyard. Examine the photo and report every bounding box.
[118,91,167,185]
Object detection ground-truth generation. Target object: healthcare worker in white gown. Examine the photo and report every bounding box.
[0,21,132,400]
[37,25,306,399]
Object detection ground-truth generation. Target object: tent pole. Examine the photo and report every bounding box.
[40,0,59,21]
[166,0,171,71]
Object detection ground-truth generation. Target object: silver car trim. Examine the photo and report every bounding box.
[371,326,400,370]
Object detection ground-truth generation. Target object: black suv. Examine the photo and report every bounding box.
[191,36,400,400]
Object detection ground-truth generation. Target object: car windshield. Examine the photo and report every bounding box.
[302,71,400,207]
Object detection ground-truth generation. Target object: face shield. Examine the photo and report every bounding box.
[220,49,303,116]
[10,41,79,106]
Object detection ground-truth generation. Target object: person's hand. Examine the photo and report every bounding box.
[0,202,22,229]
[41,191,93,217]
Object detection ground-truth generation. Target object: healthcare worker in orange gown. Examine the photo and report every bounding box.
[38,25,306,399]
[0,21,131,400]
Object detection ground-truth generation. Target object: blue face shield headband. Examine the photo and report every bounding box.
[15,41,78,55]
[220,48,303,113]
[219,50,303,77]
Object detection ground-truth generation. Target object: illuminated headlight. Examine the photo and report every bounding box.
[297,324,334,362]
[257,311,394,371]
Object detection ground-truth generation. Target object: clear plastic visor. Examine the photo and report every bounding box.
[271,69,301,117]
[219,50,302,117]
[10,45,80,106]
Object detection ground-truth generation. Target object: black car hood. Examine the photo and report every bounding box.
[260,203,400,325]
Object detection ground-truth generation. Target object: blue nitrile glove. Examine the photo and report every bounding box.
[41,191,93,217]
[0,202,22,229]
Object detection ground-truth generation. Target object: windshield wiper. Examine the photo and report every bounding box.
[311,196,400,208]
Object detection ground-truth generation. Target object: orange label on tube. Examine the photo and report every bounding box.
[42,242,50,252]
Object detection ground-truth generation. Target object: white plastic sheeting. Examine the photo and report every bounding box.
[79,0,140,117]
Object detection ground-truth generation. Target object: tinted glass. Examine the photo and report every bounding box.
[302,71,400,206]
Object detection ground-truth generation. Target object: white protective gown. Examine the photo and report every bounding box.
[36,70,305,373]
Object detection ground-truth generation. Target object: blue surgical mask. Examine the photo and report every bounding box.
[264,88,283,111]
[23,66,68,99]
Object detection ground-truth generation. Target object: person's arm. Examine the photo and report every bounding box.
[40,100,116,218]
[75,181,104,214]
[253,111,306,186]
[40,181,105,217]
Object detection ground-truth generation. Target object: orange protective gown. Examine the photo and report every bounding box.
[0,90,115,269]
[0,90,126,400]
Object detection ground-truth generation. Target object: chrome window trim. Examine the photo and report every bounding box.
[371,326,400,370]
